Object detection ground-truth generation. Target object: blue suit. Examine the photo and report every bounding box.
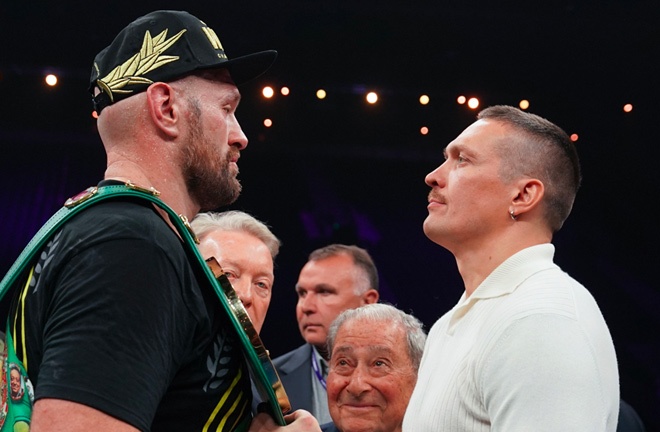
[272,343,315,413]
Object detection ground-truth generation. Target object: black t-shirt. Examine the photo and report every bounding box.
[14,196,251,431]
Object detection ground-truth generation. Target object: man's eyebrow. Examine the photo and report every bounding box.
[443,143,457,158]
[444,142,463,155]
[333,345,393,355]
[223,88,241,105]
[367,345,395,355]
[334,345,354,355]
[295,283,336,291]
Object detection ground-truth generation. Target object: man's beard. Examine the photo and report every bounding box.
[182,100,242,211]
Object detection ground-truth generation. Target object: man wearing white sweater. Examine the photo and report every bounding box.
[403,106,619,431]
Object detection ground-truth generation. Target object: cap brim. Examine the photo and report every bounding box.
[214,50,277,85]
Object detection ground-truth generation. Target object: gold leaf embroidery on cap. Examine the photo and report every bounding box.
[97,29,187,102]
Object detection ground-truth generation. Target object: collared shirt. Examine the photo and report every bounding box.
[310,345,332,424]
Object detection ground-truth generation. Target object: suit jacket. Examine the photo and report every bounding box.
[617,400,646,432]
[272,343,315,413]
[320,422,340,432]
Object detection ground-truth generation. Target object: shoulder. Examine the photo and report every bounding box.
[37,197,199,310]
[60,198,181,256]
[488,266,601,324]
[69,198,170,235]
[479,312,618,395]
[273,344,312,370]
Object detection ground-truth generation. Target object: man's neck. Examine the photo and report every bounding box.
[104,165,198,221]
[452,228,551,297]
[313,344,329,362]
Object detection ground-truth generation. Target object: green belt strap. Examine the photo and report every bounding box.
[0,183,286,427]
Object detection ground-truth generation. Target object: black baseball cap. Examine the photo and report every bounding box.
[89,10,277,113]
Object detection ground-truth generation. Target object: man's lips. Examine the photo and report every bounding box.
[339,402,380,411]
[303,323,322,330]
[228,151,240,163]
[428,201,445,210]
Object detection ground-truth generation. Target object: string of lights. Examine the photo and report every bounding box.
[0,67,641,145]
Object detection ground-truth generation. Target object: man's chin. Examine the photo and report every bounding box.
[196,184,241,211]
[302,330,326,347]
[337,415,380,432]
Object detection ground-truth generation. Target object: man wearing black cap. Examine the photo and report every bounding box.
[7,10,318,432]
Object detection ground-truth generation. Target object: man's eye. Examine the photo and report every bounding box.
[256,282,271,293]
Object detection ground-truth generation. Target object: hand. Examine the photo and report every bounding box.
[248,409,321,432]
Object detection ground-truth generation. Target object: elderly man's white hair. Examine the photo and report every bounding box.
[327,303,427,369]
[190,210,281,259]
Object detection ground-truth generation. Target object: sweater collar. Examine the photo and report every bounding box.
[447,244,558,332]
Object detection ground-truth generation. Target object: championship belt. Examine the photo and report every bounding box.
[206,257,290,420]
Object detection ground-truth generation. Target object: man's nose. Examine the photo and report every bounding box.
[229,116,248,151]
[300,292,317,313]
[425,161,448,188]
[345,366,371,396]
[234,279,253,309]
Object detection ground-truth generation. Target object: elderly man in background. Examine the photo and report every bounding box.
[272,244,379,424]
[191,210,281,333]
[320,303,426,432]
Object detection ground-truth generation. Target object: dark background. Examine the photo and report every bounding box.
[1,1,658,429]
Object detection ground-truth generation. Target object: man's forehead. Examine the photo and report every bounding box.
[335,321,403,349]
[445,119,507,154]
[300,256,358,282]
[210,68,238,86]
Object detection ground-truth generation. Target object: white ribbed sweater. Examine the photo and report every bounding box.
[403,244,619,432]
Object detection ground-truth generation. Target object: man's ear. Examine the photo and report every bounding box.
[362,289,379,305]
[145,82,180,138]
[510,178,544,217]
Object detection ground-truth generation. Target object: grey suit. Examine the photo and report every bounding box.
[272,343,315,413]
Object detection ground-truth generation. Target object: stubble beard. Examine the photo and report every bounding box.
[182,99,242,212]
